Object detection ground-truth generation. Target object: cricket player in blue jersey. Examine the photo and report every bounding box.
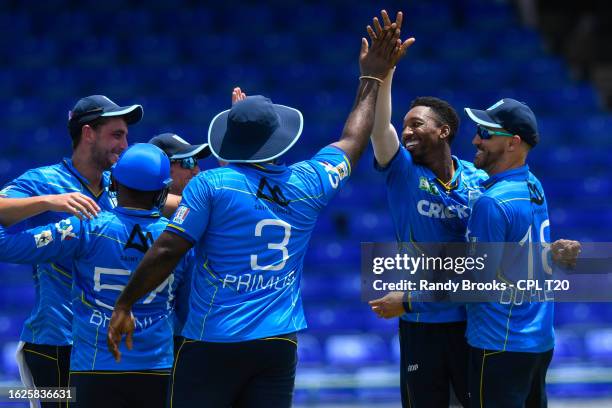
[149,132,211,352]
[107,16,413,408]
[365,15,580,406]
[397,98,571,407]
[0,143,188,408]
[364,11,482,406]
[0,95,142,398]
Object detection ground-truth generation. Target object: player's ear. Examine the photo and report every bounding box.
[439,124,450,140]
[81,124,96,145]
[507,135,521,151]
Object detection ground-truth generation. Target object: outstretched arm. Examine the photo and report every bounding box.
[0,217,82,264]
[332,10,411,166]
[0,193,100,227]
[369,11,414,167]
[371,69,400,167]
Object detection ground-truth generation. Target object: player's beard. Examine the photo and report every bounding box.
[91,140,122,171]
[473,146,502,172]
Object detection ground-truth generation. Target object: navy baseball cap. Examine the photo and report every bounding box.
[208,95,303,163]
[68,95,143,127]
[465,98,539,147]
[148,133,211,160]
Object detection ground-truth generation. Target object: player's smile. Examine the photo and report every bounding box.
[403,136,420,151]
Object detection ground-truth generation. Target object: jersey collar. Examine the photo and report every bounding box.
[427,155,463,192]
[480,164,529,190]
[61,158,111,193]
[113,205,161,218]
[238,162,288,174]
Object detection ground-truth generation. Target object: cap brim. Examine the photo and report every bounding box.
[101,104,143,125]
[464,108,502,129]
[170,143,211,160]
[207,104,303,163]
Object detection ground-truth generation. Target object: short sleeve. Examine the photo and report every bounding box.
[0,215,83,264]
[165,176,212,244]
[466,196,508,243]
[466,196,509,283]
[374,146,415,185]
[0,170,42,198]
[297,145,352,208]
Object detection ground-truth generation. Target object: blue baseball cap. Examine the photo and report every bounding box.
[111,144,172,191]
[68,95,143,126]
[208,95,303,163]
[465,98,539,147]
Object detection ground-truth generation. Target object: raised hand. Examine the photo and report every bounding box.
[45,192,100,220]
[366,10,415,69]
[232,87,247,105]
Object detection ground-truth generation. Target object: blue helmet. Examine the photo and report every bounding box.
[111,143,172,191]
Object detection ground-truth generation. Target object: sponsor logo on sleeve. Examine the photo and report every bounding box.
[172,206,190,225]
[55,219,76,241]
[34,230,53,248]
[319,161,349,189]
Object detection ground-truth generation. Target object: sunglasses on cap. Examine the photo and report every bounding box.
[171,157,198,169]
[476,125,514,140]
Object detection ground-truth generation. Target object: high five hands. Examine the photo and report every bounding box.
[361,9,415,78]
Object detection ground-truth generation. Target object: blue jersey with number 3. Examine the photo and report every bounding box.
[0,207,188,370]
[167,145,351,342]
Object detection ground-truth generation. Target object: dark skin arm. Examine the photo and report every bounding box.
[369,239,583,319]
[107,231,192,362]
[332,12,410,166]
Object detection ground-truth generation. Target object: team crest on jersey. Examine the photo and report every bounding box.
[319,161,349,189]
[172,206,190,225]
[34,230,53,248]
[418,177,439,196]
[257,178,290,207]
[55,219,76,241]
[467,188,483,208]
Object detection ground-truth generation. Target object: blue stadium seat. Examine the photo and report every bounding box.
[463,1,517,31]
[325,334,390,366]
[363,309,398,335]
[552,329,585,363]
[554,303,612,327]
[1,341,20,377]
[297,334,324,366]
[522,58,570,90]
[12,37,59,69]
[433,31,488,62]
[584,329,612,362]
[68,37,118,68]
[305,305,366,333]
[125,35,180,66]
[492,29,545,60]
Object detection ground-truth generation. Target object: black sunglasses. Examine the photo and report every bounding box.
[476,125,514,140]
[171,157,197,169]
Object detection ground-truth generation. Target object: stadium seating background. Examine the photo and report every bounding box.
[0,0,611,405]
